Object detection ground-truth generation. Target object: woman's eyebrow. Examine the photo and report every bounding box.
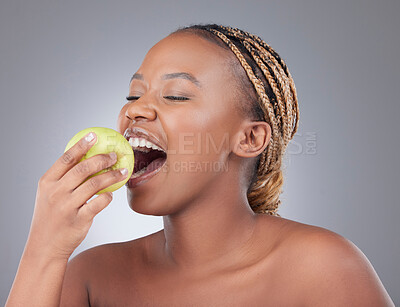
[130,72,202,88]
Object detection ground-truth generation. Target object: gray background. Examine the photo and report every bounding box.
[1,0,399,304]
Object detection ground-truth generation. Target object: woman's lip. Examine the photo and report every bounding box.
[124,127,167,152]
[125,158,166,188]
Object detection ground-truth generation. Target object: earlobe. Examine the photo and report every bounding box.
[233,121,271,158]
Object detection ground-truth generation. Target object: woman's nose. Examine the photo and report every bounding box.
[125,99,157,122]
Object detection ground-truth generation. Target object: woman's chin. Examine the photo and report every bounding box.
[127,199,171,216]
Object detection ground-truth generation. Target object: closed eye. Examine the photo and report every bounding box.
[164,96,190,101]
[126,96,189,101]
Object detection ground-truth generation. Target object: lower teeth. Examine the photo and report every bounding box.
[132,166,148,178]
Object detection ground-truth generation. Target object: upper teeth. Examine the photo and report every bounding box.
[128,137,165,152]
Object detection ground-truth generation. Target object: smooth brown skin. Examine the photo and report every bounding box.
[8,32,394,306]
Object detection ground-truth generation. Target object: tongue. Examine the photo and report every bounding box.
[133,150,165,173]
[133,151,148,173]
[144,157,166,174]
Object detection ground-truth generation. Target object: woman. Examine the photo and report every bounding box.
[7,24,394,306]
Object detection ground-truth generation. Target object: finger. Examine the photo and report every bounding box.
[71,168,128,205]
[43,132,97,181]
[78,192,113,222]
[59,152,117,192]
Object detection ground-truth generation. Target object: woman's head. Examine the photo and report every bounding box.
[171,24,300,216]
[117,24,299,217]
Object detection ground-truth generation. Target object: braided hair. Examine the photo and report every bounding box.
[170,24,299,217]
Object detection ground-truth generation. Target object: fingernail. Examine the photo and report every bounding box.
[109,152,117,160]
[120,168,128,176]
[85,132,95,143]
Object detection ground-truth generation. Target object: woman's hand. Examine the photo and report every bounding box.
[26,132,129,260]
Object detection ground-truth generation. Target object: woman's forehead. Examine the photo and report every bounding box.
[139,33,234,75]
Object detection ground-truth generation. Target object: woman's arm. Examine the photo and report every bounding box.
[6,132,128,306]
[7,241,91,306]
[6,240,69,306]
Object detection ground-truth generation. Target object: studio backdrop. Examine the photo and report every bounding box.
[0,0,399,304]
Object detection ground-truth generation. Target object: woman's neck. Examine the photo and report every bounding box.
[161,174,261,274]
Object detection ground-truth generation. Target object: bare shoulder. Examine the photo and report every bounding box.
[64,230,159,275]
[275,218,394,307]
[60,233,155,306]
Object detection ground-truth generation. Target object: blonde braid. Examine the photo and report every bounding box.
[221,26,295,151]
[206,28,282,173]
[172,24,299,216]
[223,26,299,138]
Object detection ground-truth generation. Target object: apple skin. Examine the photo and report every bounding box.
[64,127,134,194]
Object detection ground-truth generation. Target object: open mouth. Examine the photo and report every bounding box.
[125,134,167,188]
[123,127,168,188]
[131,146,167,179]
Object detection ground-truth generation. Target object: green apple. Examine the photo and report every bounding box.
[64,127,134,194]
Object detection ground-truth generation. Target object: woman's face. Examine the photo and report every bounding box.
[117,32,245,216]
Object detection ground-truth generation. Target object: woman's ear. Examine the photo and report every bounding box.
[232,120,271,158]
